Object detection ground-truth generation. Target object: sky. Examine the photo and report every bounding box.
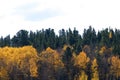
[0,0,120,37]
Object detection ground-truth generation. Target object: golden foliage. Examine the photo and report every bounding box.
[0,46,38,78]
[74,51,89,80]
[39,47,64,69]
[0,67,9,80]
[38,47,64,80]
[72,52,77,60]
[29,58,38,77]
[79,71,88,80]
[110,56,120,78]
[63,44,73,51]
[63,45,68,51]
[74,51,90,69]
[46,47,55,53]
[74,71,88,80]
[99,46,106,55]
[91,58,99,80]
[109,31,112,39]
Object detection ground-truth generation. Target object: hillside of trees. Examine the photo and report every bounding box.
[0,26,120,80]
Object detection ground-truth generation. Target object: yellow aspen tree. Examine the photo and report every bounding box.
[74,51,90,80]
[91,58,99,80]
[110,56,120,79]
[0,46,39,79]
[40,47,64,67]
[19,46,38,77]
[74,51,90,69]
[39,47,64,80]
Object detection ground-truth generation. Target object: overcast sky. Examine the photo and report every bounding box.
[0,0,120,37]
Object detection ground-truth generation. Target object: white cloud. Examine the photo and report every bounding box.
[0,0,120,37]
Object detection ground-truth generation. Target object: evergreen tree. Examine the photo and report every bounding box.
[12,30,29,47]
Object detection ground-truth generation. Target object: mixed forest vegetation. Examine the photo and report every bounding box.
[0,26,120,80]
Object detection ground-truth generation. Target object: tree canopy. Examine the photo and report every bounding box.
[0,26,120,80]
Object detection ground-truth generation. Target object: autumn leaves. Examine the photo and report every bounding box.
[0,46,38,79]
[0,45,120,80]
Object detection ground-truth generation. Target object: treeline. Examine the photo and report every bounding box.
[0,26,120,55]
[0,26,120,80]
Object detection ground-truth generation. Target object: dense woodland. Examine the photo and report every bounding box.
[0,26,120,80]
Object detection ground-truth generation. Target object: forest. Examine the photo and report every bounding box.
[0,26,120,80]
